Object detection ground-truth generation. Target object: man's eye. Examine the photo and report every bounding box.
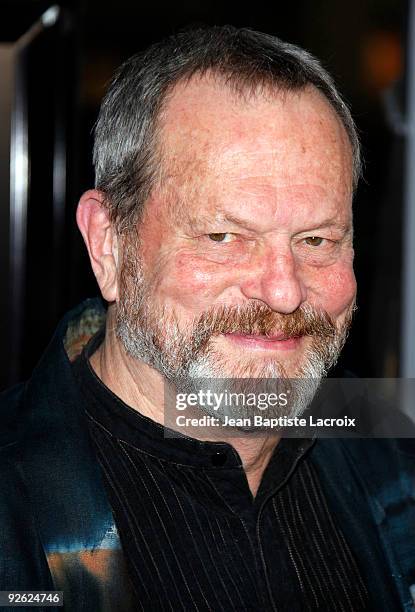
[304,236,324,247]
[208,233,232,243]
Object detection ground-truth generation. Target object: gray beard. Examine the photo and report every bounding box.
[115,237,353,426]
[116,300,350,425]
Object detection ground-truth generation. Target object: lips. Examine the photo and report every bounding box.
[233,333,297,341]
[223,332,303,350]
[226,332,300,341]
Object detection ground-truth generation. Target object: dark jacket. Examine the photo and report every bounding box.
[1,298,414,611]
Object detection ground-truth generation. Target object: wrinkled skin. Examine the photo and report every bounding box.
[120,78,356,377]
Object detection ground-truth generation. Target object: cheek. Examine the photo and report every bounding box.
[307,263,356,317]
[151,253,235,311]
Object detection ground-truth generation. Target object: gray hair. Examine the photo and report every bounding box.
[93,25,361,233]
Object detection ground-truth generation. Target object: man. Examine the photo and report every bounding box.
[1,25,414,612]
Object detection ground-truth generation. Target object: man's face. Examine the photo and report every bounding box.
[116,78,356,390]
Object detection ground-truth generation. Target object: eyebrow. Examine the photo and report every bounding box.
[298,219,352,233]
[182,210,262,232]
[182,209,352,234]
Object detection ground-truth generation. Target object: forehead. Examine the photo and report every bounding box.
[153,75,353,219]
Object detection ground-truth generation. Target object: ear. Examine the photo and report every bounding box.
[76,190,119,302]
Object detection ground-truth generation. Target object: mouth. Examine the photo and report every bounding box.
[223,332,304,351]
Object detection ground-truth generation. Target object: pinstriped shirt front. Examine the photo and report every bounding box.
[73,342,370,611]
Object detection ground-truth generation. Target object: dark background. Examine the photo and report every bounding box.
[0,0,407,388]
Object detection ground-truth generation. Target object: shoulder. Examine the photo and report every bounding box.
[313,437,415,502]
[0,383,56,589]
[315,437,415,469]
[341,437,415,493]
[343,437,415,472]
[0,381,28,449]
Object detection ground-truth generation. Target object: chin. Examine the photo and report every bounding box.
[191,353,303,380]
[207,341,308,379]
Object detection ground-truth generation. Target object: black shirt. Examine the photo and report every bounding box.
[73,332,370,611]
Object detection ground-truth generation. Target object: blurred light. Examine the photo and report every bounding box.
[361,30,402,93]
[41,6,60,28]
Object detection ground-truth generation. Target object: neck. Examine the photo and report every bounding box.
[90,309,280,497]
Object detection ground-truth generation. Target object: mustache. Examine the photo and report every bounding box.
[191,301,337,341]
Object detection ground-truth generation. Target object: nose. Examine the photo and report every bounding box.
[240,247,306,314]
